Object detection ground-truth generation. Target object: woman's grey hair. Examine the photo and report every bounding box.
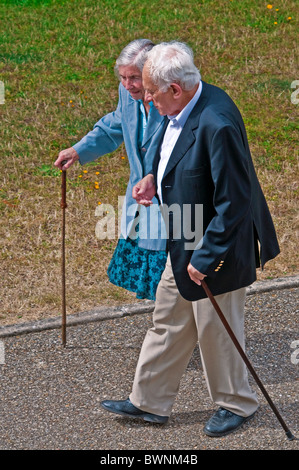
[145,41,201,92]
[115,39,155,77]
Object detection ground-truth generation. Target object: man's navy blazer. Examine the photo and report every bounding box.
[152,81,280,301]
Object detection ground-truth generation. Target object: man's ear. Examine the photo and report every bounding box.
[170,83,182,99]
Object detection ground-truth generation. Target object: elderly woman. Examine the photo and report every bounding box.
[54,39,167,300]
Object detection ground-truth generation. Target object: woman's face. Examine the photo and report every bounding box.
[118,65,144,101]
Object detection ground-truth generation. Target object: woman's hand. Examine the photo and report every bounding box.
[54,147,79,170]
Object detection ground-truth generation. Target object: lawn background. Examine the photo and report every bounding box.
[0,0,298,326]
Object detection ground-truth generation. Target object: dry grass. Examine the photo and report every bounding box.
[0,0,298,326]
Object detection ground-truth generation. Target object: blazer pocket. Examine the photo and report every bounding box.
[182,166,208,178]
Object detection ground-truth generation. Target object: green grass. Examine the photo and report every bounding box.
[0,0,298,325]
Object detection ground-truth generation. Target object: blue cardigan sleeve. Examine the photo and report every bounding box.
[73,85,125,165]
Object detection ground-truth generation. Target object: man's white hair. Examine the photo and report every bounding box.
[146,41,201,92]
[115,39,155,77]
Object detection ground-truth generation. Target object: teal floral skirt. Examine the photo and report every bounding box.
[107,235,167,301]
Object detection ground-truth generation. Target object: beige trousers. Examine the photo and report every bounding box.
[130,256,258,418]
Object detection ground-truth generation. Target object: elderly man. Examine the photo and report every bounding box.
[101,42,280,437]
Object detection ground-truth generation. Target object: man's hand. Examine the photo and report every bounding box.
[187,263,207,286]
[132,174,156,206]
[54,147,79,170]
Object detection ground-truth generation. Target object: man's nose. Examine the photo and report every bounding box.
[144,90,151,103]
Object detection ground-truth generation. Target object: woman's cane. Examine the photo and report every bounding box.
[200,279,296,441]
[60,161,68,347]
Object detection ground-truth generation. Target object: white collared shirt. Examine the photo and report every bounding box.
[157,81,202,203]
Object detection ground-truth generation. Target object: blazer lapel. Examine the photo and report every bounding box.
[163,121,197,177]
[163,82,210,178]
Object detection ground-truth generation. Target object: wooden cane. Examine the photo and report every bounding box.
[200,279,296,441]
[60,161,68,347]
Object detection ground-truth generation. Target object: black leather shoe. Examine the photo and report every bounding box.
[203,407,256,437]
[101,398,169,424]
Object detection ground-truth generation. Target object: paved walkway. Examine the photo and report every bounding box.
[0,276,298,453]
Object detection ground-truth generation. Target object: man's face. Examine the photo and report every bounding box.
[118,65,143,100]
[142,63,178,116]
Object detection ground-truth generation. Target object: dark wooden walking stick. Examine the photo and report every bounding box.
[201,279,296,441]
[61,161,68,347]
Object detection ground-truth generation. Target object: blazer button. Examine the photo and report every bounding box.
[141,147,147,152]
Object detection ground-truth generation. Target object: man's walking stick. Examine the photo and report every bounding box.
[60,161,68,347]
[200,279,296,441]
